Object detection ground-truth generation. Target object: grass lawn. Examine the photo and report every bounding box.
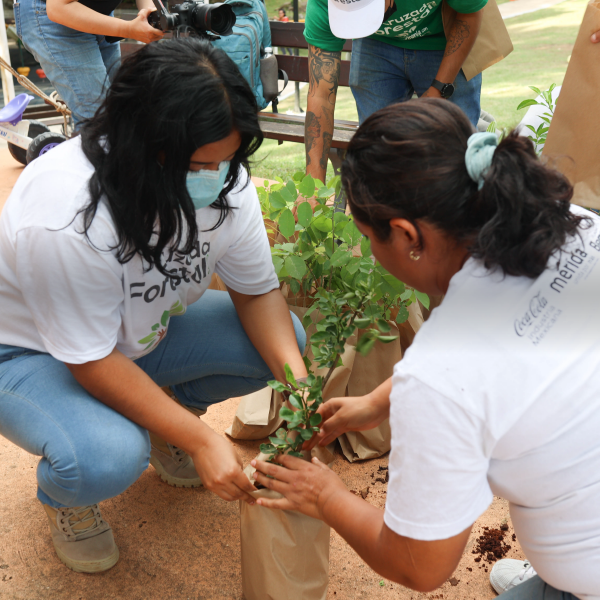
[252,0,588,180]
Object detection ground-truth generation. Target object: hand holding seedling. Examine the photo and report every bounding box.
[192,432,257,504]
[251,455,348,520]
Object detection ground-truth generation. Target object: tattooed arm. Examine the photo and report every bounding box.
[422,9,483,98]
[305,45,341,193]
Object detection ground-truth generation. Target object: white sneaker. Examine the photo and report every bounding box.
[490,559,537,594]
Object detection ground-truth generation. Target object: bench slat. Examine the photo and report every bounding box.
[270,21,353,52]
[259,119,354,149]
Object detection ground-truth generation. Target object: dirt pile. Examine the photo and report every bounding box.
[472,524,512,565]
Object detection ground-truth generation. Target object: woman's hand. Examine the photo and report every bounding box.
[251,455,348,520]
[126,8,164,44]
[305,393,389,450]
[191,431,257,504]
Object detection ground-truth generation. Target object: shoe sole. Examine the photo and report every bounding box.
[54,543,119,573]
[149,456,203,488]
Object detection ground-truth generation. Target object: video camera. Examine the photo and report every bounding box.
[149,0,236,40]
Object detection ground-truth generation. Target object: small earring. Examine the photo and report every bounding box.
[409,250,420,261]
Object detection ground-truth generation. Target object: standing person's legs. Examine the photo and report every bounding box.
[497,575,578,599]
[15,0,119,127]
[405,48,482,128]
[349,38,413,124]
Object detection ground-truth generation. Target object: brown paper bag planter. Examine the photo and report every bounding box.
[543,0,600,210]
[240,456,330,600]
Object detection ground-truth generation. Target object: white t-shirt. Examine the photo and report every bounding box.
[0,137,279,363]
[385,207,600,600]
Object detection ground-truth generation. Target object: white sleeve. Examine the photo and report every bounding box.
[15,227,124,364]
[384,371,493,541]
[215,183,280,295]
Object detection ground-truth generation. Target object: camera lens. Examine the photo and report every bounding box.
[192,3,236,36]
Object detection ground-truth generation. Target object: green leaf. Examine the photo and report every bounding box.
[284,255,307,280]
[414,290,430,310]
[160,310,170,327]
[298,175,316,198]
[486,121,496,134]
[268,380,288,393]
[276,427,287,439]
[529,86,541,95]
[138,332,157,344]
[280,185,296,204]
[360,236,371,258]
[330,247,352,268]
[278,208,295,239]
[517,99,540,111]
[259,443,277,454]
[316,187,335,199]
[293,171,305,182]
[377,334,398,343]
[279,407,296,421]
[288,395,304,410]
[269,437,289,446]
[286,179,297,199]
[151,323,160,331]
[288,451,304,458]
[395,304,409,324]
[289,278,301,295]
[356,334,377,356]
[284,364,297,388]
[313,215,333,233]
[354,317,371,328]
[309,413,322,426]
[377,319,391,333]
[272,256,284,275]
[270,190,286,209]
[297,202,313,228]
[342,221,362,246]
[300,428,313,440]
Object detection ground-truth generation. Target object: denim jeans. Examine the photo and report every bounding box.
[498,576,577,599]
[14,0,121,127]
[349,37,482,127]
[0,290,306,509]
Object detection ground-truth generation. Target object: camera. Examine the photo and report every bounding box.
[149,0,236,39]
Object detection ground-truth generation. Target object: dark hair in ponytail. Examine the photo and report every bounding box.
[79,38,263,277]
[342,99,589,279]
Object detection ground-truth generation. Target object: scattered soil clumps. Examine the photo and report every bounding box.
[472,526,512,564]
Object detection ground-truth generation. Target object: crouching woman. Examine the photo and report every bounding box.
[0,39,306,573]
[252,100,600,599]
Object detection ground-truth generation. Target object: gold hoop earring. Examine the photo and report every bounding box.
[409,250,420,261]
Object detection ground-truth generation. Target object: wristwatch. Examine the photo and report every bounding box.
[431,79,455,99]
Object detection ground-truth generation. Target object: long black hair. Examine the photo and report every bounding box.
[79,38,263,276]
[342,99,589,279]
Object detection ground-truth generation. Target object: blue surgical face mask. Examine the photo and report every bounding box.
[186,161,230,210]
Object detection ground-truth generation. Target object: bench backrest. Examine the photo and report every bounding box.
[269,21,352,87]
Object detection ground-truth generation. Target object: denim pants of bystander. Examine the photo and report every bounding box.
[349,37,482,127]
[0,291,306,509]
[14,0,121,127]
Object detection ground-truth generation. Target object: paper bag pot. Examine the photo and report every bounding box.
[240,460,330,600]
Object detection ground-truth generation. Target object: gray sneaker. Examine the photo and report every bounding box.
[43,503,119,573]
[149,433,203,488]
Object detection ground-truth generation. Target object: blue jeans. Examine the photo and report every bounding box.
[349,38,482,127]
[498,576,577,599]
[14,0,121,127]
[0,291,306,509]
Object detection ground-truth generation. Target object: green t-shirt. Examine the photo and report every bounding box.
[304,0,487,52]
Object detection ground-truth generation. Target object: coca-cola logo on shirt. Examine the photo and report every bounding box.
[514,292,548,337]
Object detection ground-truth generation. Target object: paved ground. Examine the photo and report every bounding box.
[0,147,526,599]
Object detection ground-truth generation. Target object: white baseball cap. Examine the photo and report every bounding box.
[328,0,386,40]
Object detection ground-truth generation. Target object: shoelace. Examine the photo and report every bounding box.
[170,445,187,463]
[58,505,104,537]
[518,562,536,581]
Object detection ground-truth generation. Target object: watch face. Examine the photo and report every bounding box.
[442,83,455,99]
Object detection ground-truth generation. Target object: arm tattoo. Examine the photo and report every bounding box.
[308,46,341,104]
[320,132,333,170]
[305,111,321,166]
[444,19,470,57]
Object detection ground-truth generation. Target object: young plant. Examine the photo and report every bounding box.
[517,83,558,154]
[256,174,429,459]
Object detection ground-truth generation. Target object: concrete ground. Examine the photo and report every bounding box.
[0,146,526,599]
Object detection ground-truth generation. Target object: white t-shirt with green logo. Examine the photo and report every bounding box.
[0,137,279,363]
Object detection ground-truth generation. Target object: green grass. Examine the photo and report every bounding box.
[253,0,588,180]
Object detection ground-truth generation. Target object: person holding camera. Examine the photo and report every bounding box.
[252,99,600,599]
[13,0,163,127]
[0,39,307,573]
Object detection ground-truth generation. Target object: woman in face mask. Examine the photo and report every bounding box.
[0,38,307,574]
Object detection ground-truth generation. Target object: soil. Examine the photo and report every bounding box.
[472,526,513,565]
